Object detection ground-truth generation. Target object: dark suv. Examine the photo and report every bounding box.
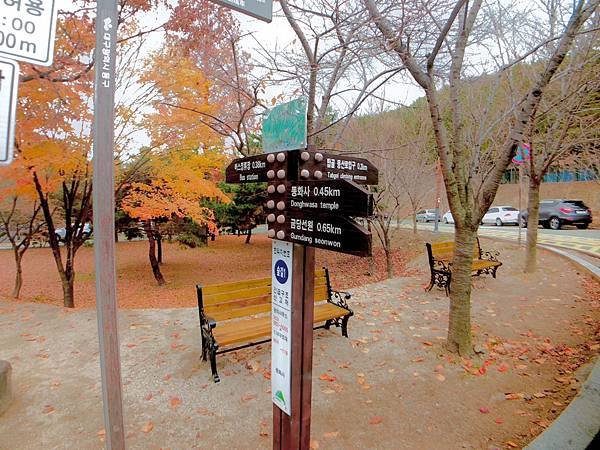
[521,199,592,230]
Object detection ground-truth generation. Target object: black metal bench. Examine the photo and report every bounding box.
[196,267,353,382]
[425,238,502,295]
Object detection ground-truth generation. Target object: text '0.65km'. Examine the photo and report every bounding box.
[0,0,59,66]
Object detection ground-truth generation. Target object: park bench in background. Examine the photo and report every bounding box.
[196,268,352,382]
[425,238,502,296]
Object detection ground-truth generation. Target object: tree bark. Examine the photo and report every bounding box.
[412,213,417,234]
[144,222,165,286]
[447,224,477,355]
[12,251,23,299]
[385,234,393,279]
[156,232,162,265]
[62,274,75,309]
[245,227,252,244]
[525,179,541,273]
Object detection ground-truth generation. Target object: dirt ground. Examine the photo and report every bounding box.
[0,234,420,309]
[0,237,598,449]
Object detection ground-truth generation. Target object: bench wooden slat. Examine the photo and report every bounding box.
[214,302,349,347]
[202,269,328,297]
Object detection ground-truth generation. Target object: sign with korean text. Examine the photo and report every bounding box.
[0,58,18,165]
[271,239,293,415]
[263,97,307,153]
[225,153,270,183]
[269,213,372,257]
[298,151,378,185]
[209,0,273,22]
[285,180,373,217]
[0,0,59,66]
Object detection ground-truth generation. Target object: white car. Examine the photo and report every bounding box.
[442,211,454,224]
[482,206,519,226]
[55,222,93,242]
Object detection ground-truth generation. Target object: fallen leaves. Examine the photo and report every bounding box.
[42,405,55,415]
[141,421,154,433]
[241,393,257,402]
[319,374,336,382]
[169,397,182,410]
[479,407,490,414]
[369,416,383,425]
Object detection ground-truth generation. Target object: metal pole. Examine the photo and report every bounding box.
[93,1,125,448]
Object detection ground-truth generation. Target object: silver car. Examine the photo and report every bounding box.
[416,209,438,222]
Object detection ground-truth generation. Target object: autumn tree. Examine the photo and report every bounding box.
[120,149,229,285]
[0,160,46,298]
[364,0,600,354]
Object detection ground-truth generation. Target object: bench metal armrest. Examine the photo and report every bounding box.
[330,290,352,312]
[481,250,500,262]
[204,315,217,330]
[433,259,451,272]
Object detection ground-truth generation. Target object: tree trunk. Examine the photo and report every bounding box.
[525,179,541,273]
[412,213,417,234]
[62,276,75,309]
[447,224,477,355]
[12,251,23,299]
[156,232,162,265]
[385,233,393,279]
[245,227,252,244]
[145,222,165,286]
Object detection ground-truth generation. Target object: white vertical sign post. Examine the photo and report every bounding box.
[93,1,125,449]
[271,240,293,415]
[0,58,18,165]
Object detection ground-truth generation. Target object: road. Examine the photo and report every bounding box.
[404,221,600,257]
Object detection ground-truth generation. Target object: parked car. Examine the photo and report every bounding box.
[442,210,454,224]
[520,199,592,230]
[55,222,93,243]
[482,206,519,226]
[416,209,439,222]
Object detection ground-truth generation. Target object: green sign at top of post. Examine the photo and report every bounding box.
[262,97,308,153]
[209,0,273,23]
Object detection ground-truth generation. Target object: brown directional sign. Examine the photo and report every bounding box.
[267,180,373,217]
[267,213,371,257]
[225,154,270,183]
[297,151,378,185]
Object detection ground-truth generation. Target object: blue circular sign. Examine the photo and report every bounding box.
[274,260,289,284]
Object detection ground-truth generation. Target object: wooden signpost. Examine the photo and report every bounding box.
[226,141,378,449]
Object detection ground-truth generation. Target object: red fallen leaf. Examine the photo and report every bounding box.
[262,369,271,380]
[125,343,137,348]
[97,429,105,437]
[478,366,487,375]
[170,397,182,410]
[483,359,494,367]
[411,357,424,363]
[369,416,383,425]
[163,374,172,381]
[319,374,336,382]
[241,393,257,402]
[497,364,509,373]
[422,341,433,346]
[42,405,55,415]
[144,392,153,401]
[479,407,490,414]
[141,421,154,433]
[494,418,504,424]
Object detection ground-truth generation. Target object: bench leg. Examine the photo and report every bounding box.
[341,315,350,338]
[200,331,208,361]
[492,266,498,279]
[445,273,451,296]
[426,275,435,292]
[209,344,220,383]
[324,319,333,330]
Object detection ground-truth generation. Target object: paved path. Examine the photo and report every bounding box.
[403,222,600,258]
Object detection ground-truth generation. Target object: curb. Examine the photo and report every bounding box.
[519,245,600,449]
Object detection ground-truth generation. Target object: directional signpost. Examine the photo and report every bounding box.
[226,97,378,449]
[0,58,18,165]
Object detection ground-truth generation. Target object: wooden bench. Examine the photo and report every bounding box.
[197,268,353,382]
[425,238,502,296]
